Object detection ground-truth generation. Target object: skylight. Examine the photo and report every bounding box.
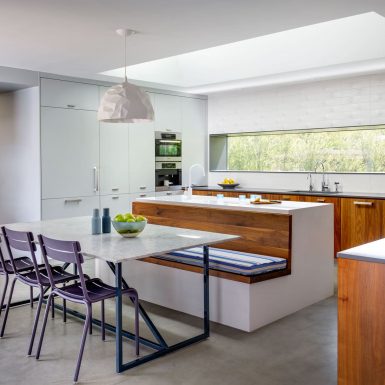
[101,12,385,93]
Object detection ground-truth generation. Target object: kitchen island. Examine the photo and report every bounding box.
[100,195,334,331]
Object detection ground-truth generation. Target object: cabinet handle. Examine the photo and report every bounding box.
[166,192,172,196]
[140,194,147,197]
[139,186,146,190]
[93,167,99,192]
[353,201,373,207]
[67,104,76,108]
[317,198,326,202]
[64,199,82,204]
[112,196,119,199]
[111,188,119,191]
[282,196,291,200]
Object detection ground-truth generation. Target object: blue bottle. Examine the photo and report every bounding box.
[102,208,111,234]
[92,208,101,235]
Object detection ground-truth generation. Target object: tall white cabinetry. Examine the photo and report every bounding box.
[181,97,207,186]
[41,79,100,219]
[40,77,207,220]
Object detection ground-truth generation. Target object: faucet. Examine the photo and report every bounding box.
[315,160,329,192]
[187,164,206,198]
[307,173,314,191]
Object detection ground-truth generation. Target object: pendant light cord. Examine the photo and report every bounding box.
[124,32,127,81]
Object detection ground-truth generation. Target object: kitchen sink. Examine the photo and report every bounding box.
[290,190,340,195]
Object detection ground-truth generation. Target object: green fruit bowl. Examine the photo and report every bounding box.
[111,219,147,238]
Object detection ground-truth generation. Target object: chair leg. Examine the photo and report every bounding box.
[0,278,17,337]
[73,303,91,383]
[35,293,53,360]
[62,283,67,323]
[28,287,44,356]
[101,300,105,341]
[0,274,9,317]
[89,305,92,335]
[51,296,55,319]
[30,286,33,308]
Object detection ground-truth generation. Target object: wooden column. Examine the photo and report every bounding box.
[338,258,385,385]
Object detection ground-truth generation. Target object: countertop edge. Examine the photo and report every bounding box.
[192,186,385,200]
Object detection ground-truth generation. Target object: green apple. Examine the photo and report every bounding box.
[135,215,146,222]
[123,213,135,222]
[126,218,135,223]
[114,214,125,222]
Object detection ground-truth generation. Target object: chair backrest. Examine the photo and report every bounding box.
[38,234,90,301]
[1,226,41,279]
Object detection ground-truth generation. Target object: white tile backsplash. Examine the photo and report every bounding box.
[208,72,385,193]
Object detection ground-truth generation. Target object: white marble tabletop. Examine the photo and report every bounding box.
[1,216,238,263]
[337,238,385,264]
[135,195,330,214]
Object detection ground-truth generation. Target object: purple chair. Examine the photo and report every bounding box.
[0,238,35,317]
[0,227,79,356]
[36,234,140,383]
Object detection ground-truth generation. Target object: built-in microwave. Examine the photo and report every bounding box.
[155,132,182,161]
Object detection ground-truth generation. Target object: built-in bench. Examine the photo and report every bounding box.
[145,247,287,284]
[134,201,292,284]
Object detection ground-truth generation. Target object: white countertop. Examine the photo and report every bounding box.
[135,194,330,214]
[1,217,238,263]
[338,238,385,264]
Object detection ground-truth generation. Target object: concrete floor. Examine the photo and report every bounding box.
[0,279,337,385]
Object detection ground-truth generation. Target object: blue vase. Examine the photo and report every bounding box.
[102,208,111,234]
[92,208,101,235]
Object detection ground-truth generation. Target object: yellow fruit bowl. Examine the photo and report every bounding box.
[217,183,240,189]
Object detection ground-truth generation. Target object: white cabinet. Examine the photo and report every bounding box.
[153,93,182,132]
[155,190,184,197]
[41,107,100,199]
[181,98,207,186]
[128,122,155,193]
[41,78,99,111]
[42,196,99,220]
[99,122,129,195]
[100,194,131,217]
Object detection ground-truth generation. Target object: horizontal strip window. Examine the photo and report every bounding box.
[210,124,385,173]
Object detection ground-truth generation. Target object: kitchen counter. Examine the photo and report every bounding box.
[192,186,385,200]
[135,194,329,215]
[337,238,385,264]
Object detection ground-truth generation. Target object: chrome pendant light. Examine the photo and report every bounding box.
[98,29,154,123]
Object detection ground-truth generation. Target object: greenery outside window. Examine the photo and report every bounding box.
[210,125,385,173]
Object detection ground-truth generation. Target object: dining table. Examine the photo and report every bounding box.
[0,216,238,373]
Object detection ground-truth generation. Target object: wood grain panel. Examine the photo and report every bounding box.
[338,258,385,385]
[133,202,291,260]
[341,198,383,250]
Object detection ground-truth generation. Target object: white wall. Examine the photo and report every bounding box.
[208,73,385,193]
[0,87,40,224]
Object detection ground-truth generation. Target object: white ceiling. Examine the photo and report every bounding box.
[1,0,385,93]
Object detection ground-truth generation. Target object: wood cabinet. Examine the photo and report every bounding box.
[153,93,182,132]
[338,258,385,385]
[341,198,383,250]
[192,189,385,253]
[41,78,99,111]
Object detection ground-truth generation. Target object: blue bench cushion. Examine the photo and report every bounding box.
[157,247,287,276]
